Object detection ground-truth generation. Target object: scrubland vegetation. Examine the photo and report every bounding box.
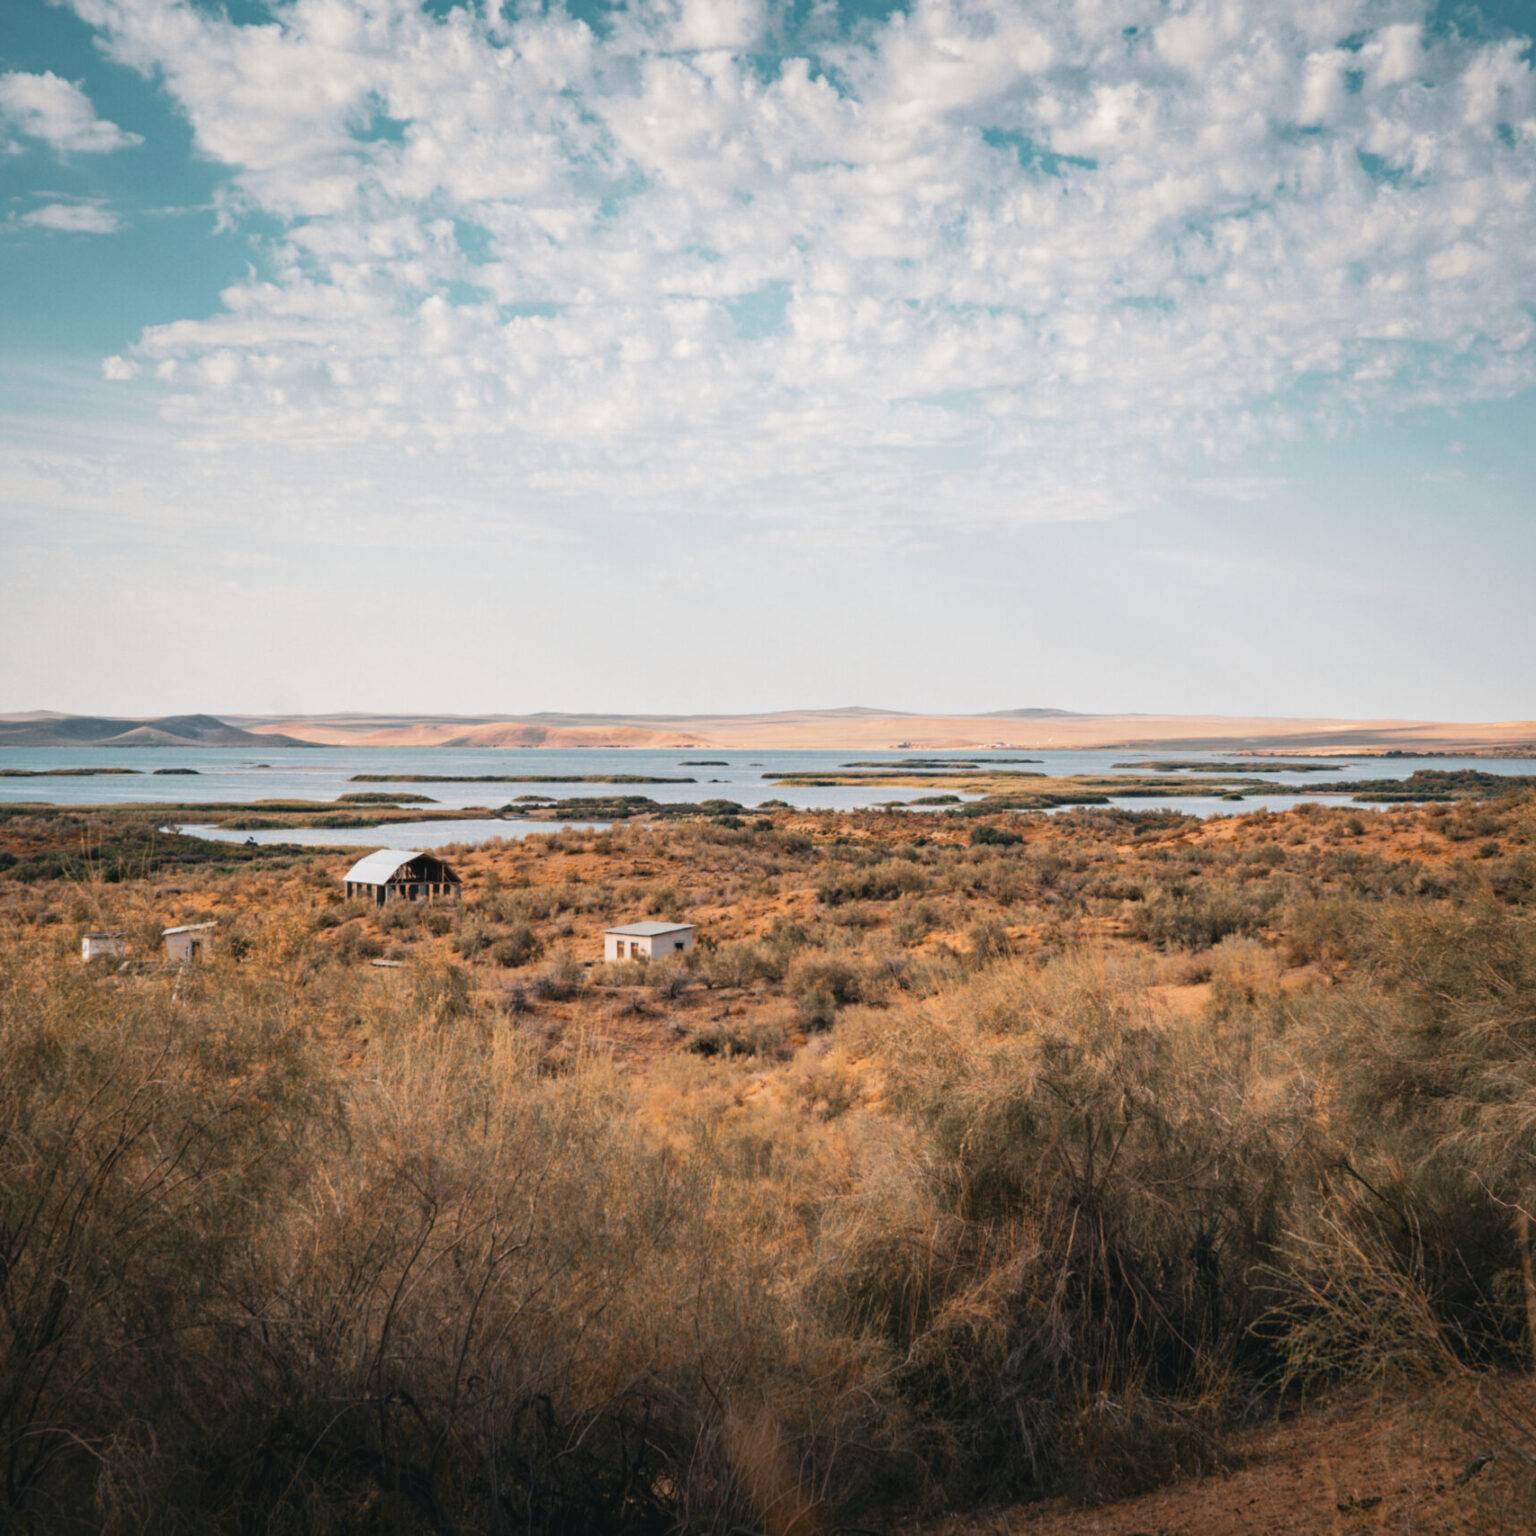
[3,794,1536,1532]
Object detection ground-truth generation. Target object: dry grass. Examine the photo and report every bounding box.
[2,794,1535,1531]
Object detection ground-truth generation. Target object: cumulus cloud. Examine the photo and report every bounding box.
[64,0,1536,529]
[0,70,141,153]
[18,199,120,233]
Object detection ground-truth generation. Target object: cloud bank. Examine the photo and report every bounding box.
[66,0,1536,529]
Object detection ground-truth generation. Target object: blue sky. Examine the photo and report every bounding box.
[2,0,1534,720]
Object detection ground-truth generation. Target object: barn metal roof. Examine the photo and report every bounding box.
[605,921,695,937]
[343,849,427,885]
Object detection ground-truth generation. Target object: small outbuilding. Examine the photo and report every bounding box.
[605,922,695,962]
[163,922,216,963]
[81,931,127,962]
[343,848,461,907]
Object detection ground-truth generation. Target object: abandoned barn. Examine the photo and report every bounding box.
[343,849,461,906]
[605,921,696,961]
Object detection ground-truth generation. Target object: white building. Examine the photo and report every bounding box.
[81,931,127,962]
[163,922,216,963]
[605,922,696,962]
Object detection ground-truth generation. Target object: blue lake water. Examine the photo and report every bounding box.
[178,818,613,849]
[2,746,1528,848]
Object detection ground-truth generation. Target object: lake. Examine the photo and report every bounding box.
[2,745,1529,847]
[177,817,614,848]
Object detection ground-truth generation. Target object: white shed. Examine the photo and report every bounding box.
[163,922,216,963]
[605,922,695,961]
[81,931,127,962]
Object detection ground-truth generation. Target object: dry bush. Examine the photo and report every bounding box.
[530,955,585,1002]
[6,800,1536,1530]
[1127,886,1275,951]
[809,952,1302,1503]
[0,946,915,1534]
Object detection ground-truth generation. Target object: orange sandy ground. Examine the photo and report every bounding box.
[918,1382,1534,1536]
[12,796,1517,1068]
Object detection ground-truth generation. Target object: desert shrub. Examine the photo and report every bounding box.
[1486,852,1536,904]
[686,1012,791,1060]
[377,899,421,933]
[698,940,787,989]
[816,859,928,906]
[1203,936,1284,1018]
[1127,888,1273,951]
[1240,842,1286,869]
[786,955,866,1009]
[1258,900,1536,1390]
[452,918,495,958]
[966,918,1013,963]
[785,955,871,1030]
[810,952,1298,1503]
[969,823,1021,847]
[332,923,384,962]
[1332,900,1536,1190]
[490,920,542,968]
[409,958,472,1019]
[892,899,942,947]
[531,955,585,1001]
[1281,894,1368,968]
[646,956,692,999]
[0,958,339,1524]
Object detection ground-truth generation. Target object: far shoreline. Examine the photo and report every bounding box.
[6,708,1535,756]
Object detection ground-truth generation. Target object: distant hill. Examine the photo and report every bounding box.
[217,709,1536,753]
[0,713,313,749]
[9,709,1535,754]
[980,707,1083,719]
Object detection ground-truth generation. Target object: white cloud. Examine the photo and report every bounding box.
[0,71,141,153]
[57,0,1536,532]
[18,200,120,234]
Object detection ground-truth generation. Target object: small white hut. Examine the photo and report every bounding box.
[163,922,216,963]
[81,931,127,962]
[605,922,695,962]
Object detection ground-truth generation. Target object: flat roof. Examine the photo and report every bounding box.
[163,922,217,935]
[605,921,695,937]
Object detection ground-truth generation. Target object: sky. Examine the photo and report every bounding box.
[1,0,1534,722]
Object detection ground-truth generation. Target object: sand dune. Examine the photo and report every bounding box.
[234,709,1536,753]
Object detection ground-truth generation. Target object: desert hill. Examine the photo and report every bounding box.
[0,712,313,749]
[221,708,1536,753]
[7,708,1534,753]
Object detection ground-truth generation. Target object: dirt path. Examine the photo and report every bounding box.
[917,1388,1530,1536]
